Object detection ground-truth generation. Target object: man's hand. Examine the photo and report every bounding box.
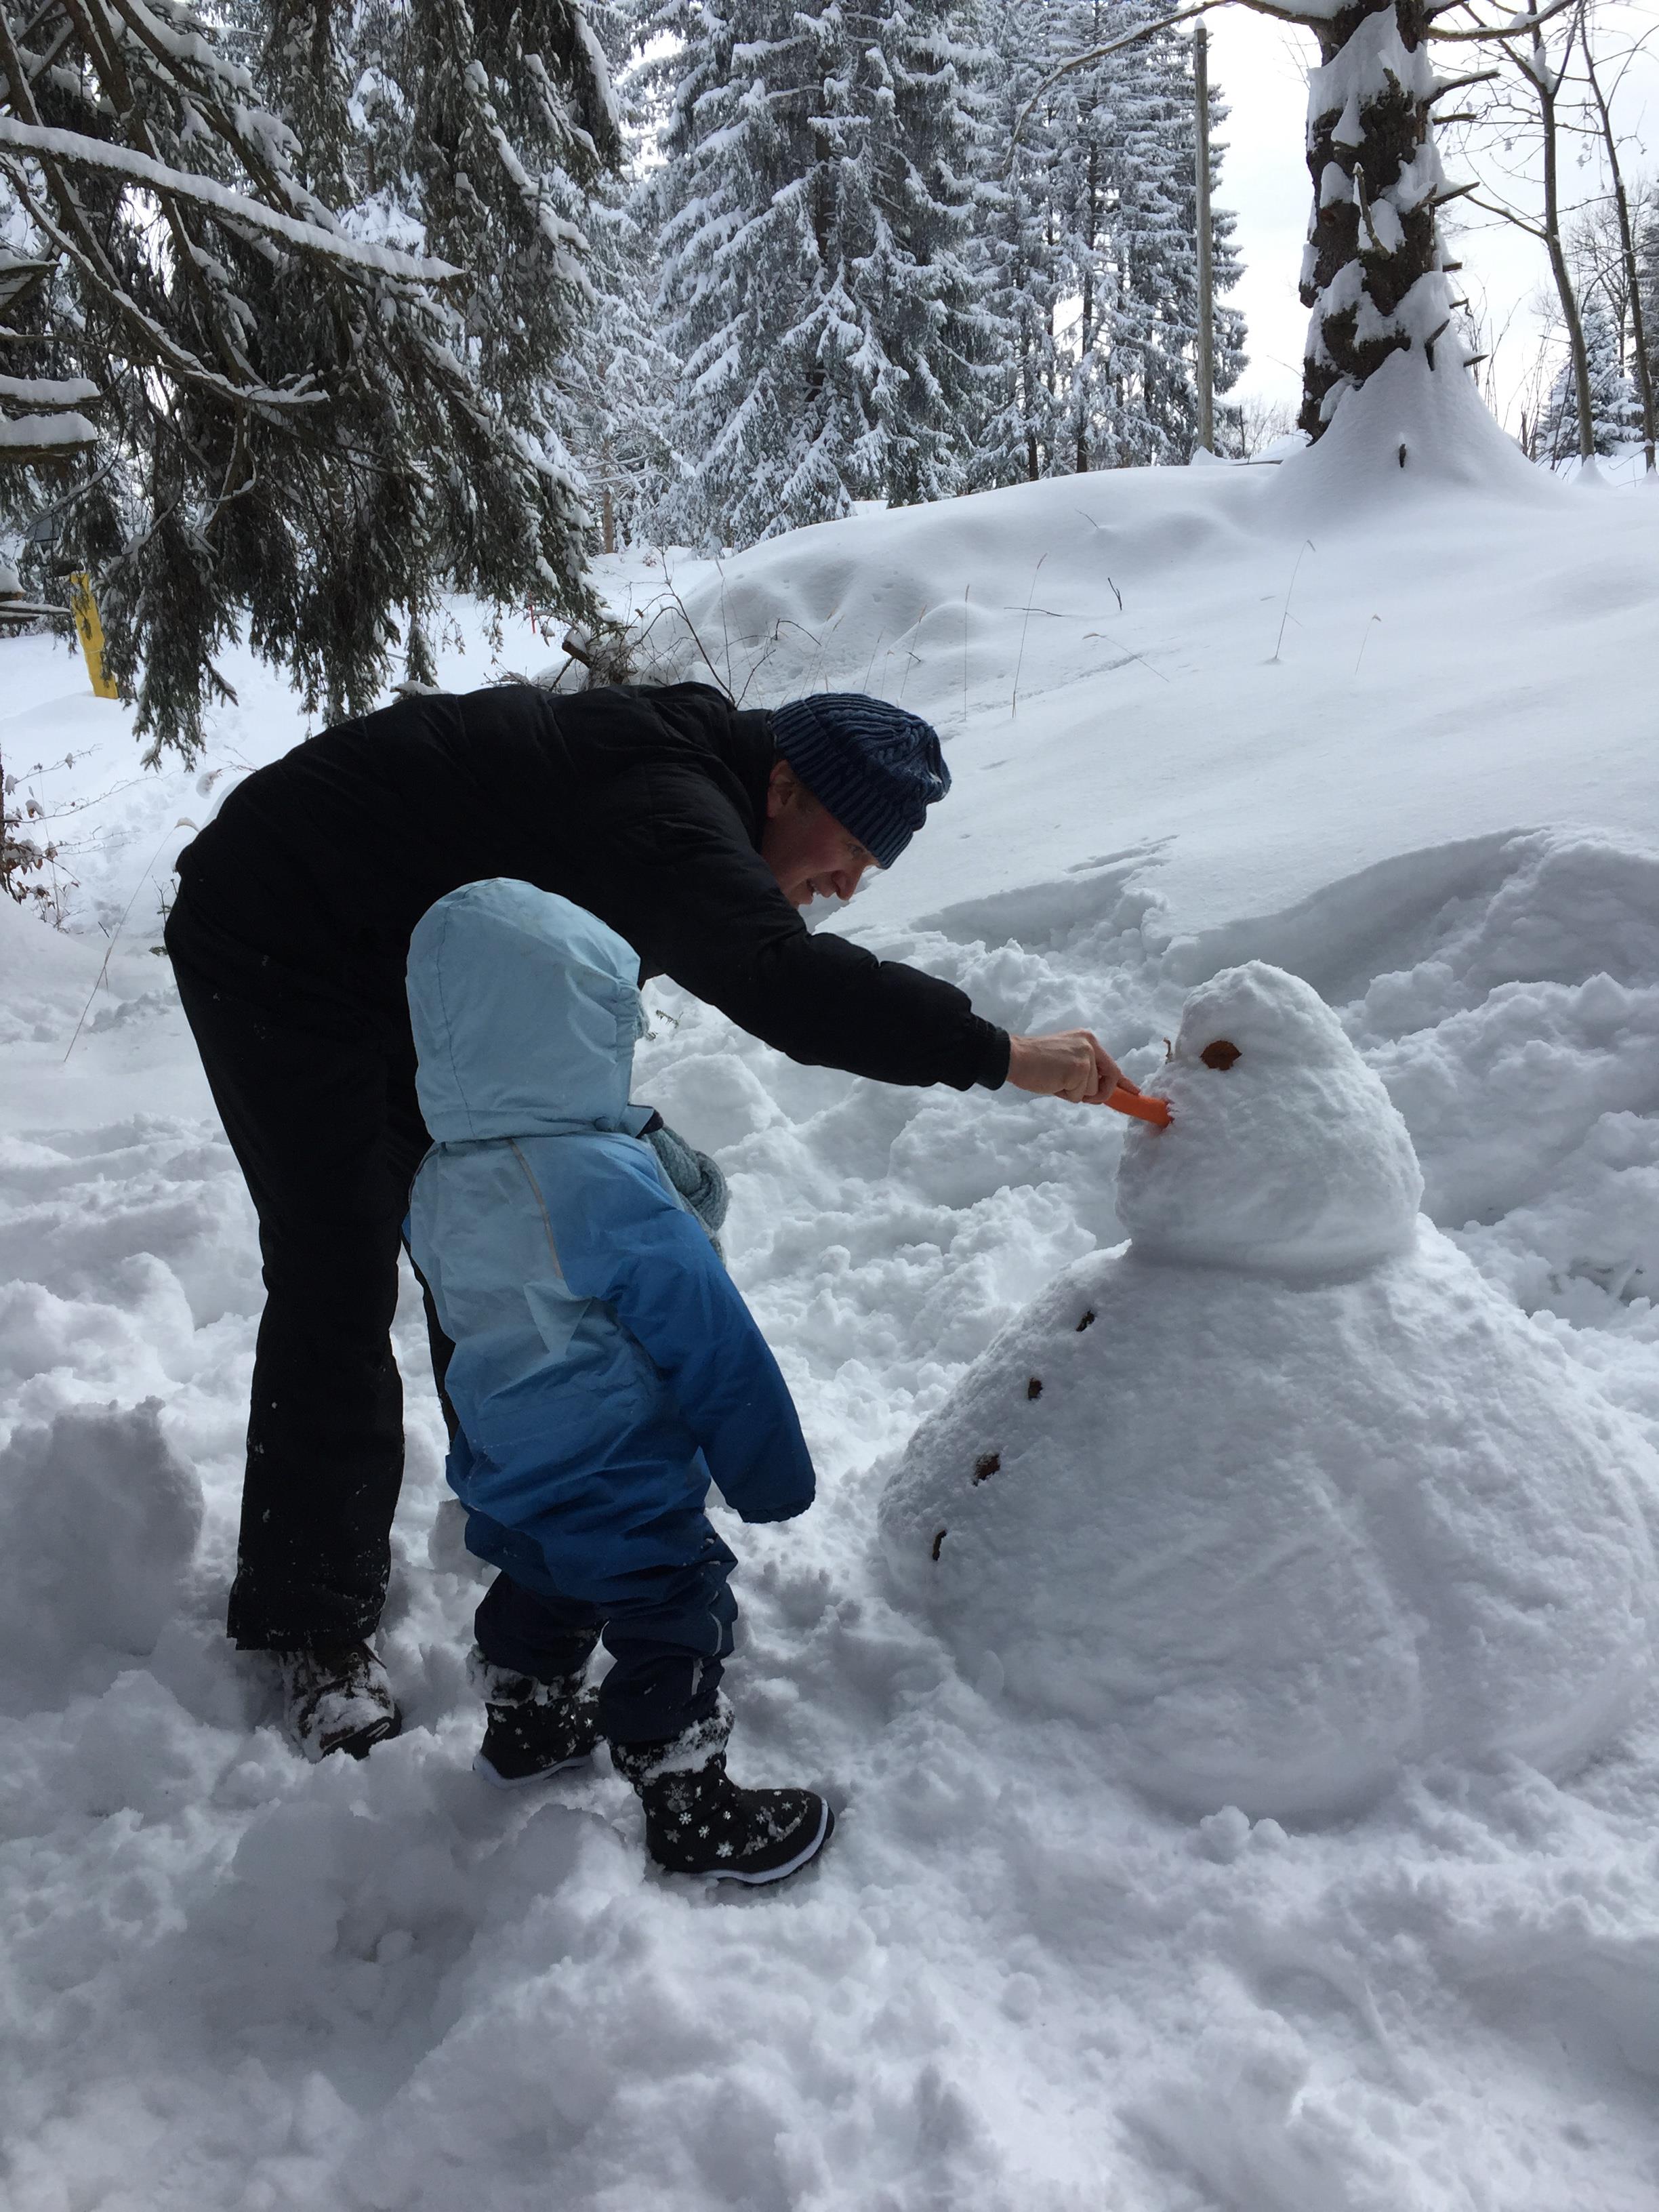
[1006,1029,1135,1106]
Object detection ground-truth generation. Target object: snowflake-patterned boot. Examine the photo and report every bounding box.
[611,1707,834,1885]
[471,1651,602,1789]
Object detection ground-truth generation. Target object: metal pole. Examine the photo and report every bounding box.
[1193,20,1214,453]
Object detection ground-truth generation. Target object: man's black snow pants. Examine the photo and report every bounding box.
[167,893,455,1650]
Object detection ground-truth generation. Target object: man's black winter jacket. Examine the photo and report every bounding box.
[173,680,1010,1092]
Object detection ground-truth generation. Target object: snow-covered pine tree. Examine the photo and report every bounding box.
[1036,2,1130,476]
[0,0,617,759]
[1540,294,1639,464]
[561,178,680,552]
[970,2,1244,479]
[404,0,619,571]
[969,3,1067,486]
[1107,16,1246,464]
[649,0,995,546]
[548,7,681,554]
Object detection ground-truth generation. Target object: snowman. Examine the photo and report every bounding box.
[880,962,1658,1818]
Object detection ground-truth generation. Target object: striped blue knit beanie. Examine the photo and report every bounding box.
[769,693,951,869]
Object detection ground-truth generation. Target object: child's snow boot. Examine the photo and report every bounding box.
[276,1641,401,1761]
[471,1651,601,1788]
[611,1708,833,1885]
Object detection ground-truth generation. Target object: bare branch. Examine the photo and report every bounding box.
[1233,0,1346,26]
[1353,163,1385,255]
[1464,191,1549,237]
[1428,68,1501,96]
[1427,0,1576,40]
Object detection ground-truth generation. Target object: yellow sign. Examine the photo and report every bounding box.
[68,571,117,699]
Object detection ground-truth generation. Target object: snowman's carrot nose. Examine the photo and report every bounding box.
[1107,1084,1171,1128]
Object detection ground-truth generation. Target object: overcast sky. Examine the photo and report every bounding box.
[1204,3,1659,430]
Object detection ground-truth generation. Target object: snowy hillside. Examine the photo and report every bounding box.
[5,389,1659,2209]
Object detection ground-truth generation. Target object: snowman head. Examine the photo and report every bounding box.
[1115,962,1423,1274]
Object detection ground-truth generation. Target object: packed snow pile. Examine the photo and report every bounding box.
[882,964,1659,1817]
[0,1399,201,1691]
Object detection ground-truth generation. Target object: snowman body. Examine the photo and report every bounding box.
[880,964,1658,1818]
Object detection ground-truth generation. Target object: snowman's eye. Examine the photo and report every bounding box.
[1200,1039,1242,1070]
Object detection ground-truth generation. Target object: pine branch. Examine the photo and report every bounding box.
[0,117,464,283]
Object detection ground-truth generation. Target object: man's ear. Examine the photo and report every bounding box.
[765,760,796,820]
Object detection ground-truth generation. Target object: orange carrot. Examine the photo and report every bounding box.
[1107,1085,1171,1128]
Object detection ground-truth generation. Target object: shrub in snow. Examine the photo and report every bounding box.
[0,1399,201,1689]
[881,962,1659,1819]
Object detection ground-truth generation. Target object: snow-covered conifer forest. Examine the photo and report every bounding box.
[4,1,1659,2205]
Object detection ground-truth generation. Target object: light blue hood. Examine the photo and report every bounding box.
[407,879,649,1142]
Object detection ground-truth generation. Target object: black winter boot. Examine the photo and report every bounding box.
[612,1708,834,1885]
[471,1651,601,1788]
[275,1642,401,1762]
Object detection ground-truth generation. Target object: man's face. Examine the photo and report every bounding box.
[760,761,878,909]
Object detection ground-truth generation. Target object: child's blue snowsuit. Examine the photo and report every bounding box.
[405,878,815,1746]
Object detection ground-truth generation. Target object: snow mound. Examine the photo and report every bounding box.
[1117,961,1422,1272]
[882,966,1659,1818]
[635,460,1267,729]
[1267,348,1554,523]
[0,1399,202,1695]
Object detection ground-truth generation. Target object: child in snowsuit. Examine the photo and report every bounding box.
[405,878,831,1883]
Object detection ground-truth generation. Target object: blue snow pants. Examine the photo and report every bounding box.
[472,1519,738,1746]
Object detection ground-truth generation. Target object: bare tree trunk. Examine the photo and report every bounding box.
[1076,138,1099,476]
[1577,9,1656,473]
[1528,3,1596,462]
[1193,21,1214,453]
[1023,304,1042,480]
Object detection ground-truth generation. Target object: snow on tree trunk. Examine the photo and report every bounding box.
[1297,0,1453,441]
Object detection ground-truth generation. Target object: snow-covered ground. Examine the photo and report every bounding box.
[5,371,1659,2209]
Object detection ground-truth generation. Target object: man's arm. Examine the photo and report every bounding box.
[588,758,1010,1090]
